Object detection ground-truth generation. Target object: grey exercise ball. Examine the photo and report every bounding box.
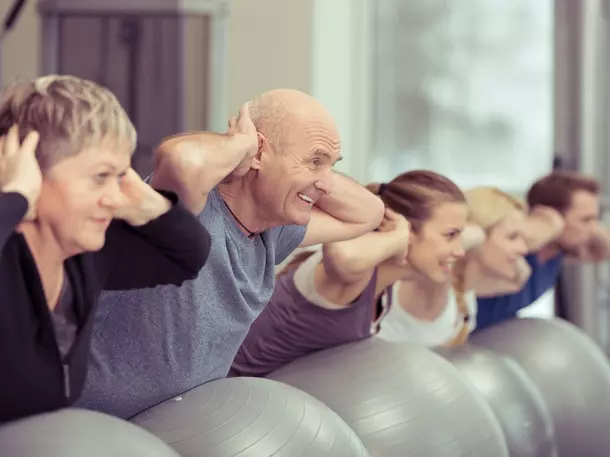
[471,317,610,457]
[436,345,558,457]
[132,376,370,457]
[0,408,180,457]
[267,338,509,457]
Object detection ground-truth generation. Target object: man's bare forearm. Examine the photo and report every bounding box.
[316,173,384,225]
[300,173,385,247]
[151,132,248,214]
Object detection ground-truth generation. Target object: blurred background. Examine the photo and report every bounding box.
[1,0,609,351]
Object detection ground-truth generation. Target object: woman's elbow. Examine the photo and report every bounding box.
[184,226,212,279]
[322,245,369,282]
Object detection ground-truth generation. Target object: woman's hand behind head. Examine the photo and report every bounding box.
[378,208,411,265]
[0,125,41,221]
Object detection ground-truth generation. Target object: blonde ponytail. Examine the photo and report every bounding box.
[445,258,471,346]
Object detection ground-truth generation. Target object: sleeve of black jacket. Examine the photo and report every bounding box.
[97,190,211,290]
[0,192,27,253]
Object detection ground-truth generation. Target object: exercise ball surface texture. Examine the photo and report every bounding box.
[0,408,180,457]
[436,345,558,457]
[471,318,610,457]
[132,376,370,457]
[268,338,509,457]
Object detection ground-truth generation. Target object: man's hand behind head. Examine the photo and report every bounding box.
[223,104,259,182]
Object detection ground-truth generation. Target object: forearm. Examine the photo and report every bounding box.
[317,173,384,226]
[583,226,610,261]
[302,173,384,246]
[151,132,247,214]
[522,213,564,252]
[0,192,27,251]
[101,191,211,290]
[323,231,400,281]
[462,224,486,251]
[128,190,172,226]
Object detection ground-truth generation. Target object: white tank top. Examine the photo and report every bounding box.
[376,283,478,347]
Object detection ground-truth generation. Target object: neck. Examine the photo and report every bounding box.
[18,221,66,309]
[217,179,277,236]
[375,262,419,293]
[395,274,450,316]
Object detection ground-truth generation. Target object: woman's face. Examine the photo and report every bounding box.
[477,209,529,279]
[36,139,132,257]
[407,202,469,284]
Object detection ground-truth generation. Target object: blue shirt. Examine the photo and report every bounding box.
[474,252,563,331]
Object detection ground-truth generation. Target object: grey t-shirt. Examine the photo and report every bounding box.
[77,188,306,419]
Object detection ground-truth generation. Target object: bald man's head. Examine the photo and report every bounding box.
[248,89,338,153]
[242,89,342,228]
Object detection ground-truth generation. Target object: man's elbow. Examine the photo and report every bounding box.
[370,197,385,227]
[358,196,384,232]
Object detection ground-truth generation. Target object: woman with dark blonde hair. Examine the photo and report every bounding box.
[231,170,475,377]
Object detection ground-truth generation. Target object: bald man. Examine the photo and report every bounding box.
[78,89,385,418]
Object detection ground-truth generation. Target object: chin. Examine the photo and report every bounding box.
[285,207,312,226]
[423,268,449,284]
[78,235,107,254]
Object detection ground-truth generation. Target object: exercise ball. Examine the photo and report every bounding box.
[132,376,370,457]
[267,338,509,457]
[470,317,610,457]
[0,408,180,457]
[436,345,558,457]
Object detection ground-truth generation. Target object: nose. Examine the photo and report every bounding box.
[453,244,466,259]
[515,238,528,256]
[100,181,125,210]
[314,172,335,196]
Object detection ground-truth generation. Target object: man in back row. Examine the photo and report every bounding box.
[78,89,385,418]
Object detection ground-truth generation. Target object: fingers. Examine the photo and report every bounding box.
[238,102,251,120]
[119,168,146,188]
[0,126,39,158]
[4,125,19,157]
[236,103,256,133]
[227,116,237,131]
[384,207,401,220]
[20,130,40,157]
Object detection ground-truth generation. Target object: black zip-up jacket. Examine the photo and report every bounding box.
[0,190,211,423]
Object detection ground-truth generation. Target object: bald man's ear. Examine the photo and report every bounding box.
[249,132,266,171]
[257,132,268,152]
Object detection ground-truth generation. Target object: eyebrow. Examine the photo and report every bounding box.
[93,162,117,171]
[313,150,343,165]
[93,162,129,175]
